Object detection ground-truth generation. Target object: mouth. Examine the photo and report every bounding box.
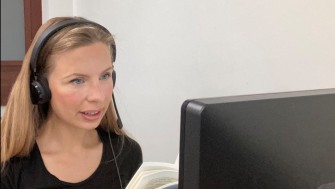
[80,110,102,121]
[82,111,99,115]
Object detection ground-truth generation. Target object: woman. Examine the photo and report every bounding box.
[1,16,142,188]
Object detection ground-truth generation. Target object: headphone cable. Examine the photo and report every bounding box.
[108,130,124,189]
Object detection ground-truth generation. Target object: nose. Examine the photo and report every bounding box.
[87,81,105,102]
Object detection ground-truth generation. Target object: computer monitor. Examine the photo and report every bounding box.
[179,88,335,189]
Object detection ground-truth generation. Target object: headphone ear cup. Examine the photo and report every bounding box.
[30,77,51,104]
[112,70,116,87]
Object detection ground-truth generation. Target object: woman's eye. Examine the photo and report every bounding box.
[70,78,84,85]
[100,72,111,80]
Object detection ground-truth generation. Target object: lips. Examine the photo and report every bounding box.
[80,110,102,121]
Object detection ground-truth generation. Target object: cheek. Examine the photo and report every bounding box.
[50,87,84,108]
[102,83,114,98]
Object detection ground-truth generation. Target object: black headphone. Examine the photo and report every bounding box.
[30,18,123,129]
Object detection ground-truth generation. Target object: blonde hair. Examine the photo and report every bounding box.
[1,17,123,170]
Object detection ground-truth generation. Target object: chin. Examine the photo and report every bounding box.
[78,119,102,130]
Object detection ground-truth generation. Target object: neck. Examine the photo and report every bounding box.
[36,118,100,154]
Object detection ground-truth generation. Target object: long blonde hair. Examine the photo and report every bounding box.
[1,17,123,169]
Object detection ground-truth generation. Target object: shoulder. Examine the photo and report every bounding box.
[97,128,142,161]
[122,135,143,163]
[1,145,54,189]
[1,157,24,176]
[1,156,30,188]
[97,128,143,181]
[118,134,143,186]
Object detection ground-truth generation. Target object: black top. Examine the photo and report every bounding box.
[1,128,143,189]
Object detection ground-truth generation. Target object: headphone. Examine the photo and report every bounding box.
[29,18,123,128]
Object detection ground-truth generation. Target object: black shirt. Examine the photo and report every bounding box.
[1,129,143,189]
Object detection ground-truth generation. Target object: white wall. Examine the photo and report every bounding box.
[43,0,335,163]
[1,106,5,117]
[42,0,74,22]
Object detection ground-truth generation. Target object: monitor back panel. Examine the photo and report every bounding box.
[179,89,335,189]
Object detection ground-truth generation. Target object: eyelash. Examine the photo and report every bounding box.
[100,72,112,80]
[70,78,84,85]
[69,72,112,85]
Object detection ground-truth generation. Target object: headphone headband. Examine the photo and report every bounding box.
[30,18,116,77]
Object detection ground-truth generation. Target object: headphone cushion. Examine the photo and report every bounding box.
[30,77,51,104]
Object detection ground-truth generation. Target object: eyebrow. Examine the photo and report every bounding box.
[63,66,113,79]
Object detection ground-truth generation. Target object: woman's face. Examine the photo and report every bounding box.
[47,42,114,130]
